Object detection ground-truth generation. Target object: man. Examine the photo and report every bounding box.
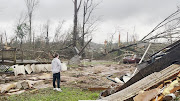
[52,53,62,92]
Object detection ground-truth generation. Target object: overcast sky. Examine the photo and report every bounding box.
[0,0,180,43]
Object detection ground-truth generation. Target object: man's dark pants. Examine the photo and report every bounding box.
[53,72,60,88]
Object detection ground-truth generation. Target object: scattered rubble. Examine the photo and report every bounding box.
[1,83,16,94]
[0,62,132,96]
[100,40,180,101]
[133,88,160,101]
[7,90,25,96]
[101,64,180,101]
[16,81,29,89]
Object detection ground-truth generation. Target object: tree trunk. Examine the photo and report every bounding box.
[33,32,35,49]
[73,0,78,47]
[20,38,23,61]
[29,15,32,44]
[81,3,86,58]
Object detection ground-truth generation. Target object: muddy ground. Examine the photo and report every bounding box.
[0,60,136,95]
[61,63,135,89]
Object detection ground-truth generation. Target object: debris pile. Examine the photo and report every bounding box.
[134,72,180,101]
[101,64,180,101]
[0,73,52,95]
[11,63,67,76]
[11,64,52,76]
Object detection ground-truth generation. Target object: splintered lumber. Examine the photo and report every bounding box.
[0,79,5,84]
[162,78,179,95]
[27,80,45,88]
[133,88,160,101]
[151,86,180,101]
[16,81,29,89]
[152,95,164,101]
[102,64,180,101]
[1,83,16,94]
[8,89,20,93]
[7,90,25,95]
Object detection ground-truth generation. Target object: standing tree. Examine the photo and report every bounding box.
[53,20,65,42]
[72,0,82,47]
[45,20,50,46]
[25,0,39,44]
[15,14,29,56]
[81,0,100,58]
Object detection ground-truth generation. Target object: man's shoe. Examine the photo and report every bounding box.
[53,88,57,90]
[56,88,62,92]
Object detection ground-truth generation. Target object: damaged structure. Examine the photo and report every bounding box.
[100,39,180,101]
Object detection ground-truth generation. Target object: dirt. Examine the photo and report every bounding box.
[60,63,136,89]
[0,61,136,95]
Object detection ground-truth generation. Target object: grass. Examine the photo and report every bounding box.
[175,96,180,101]
[1,87,100,101]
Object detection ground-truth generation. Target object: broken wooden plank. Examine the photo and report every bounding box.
[0,79,5,84]
[27,80,45,88]
[16,81,29,89]
[1,83,16,94]
[8,89,20,93]
[7,90,25,95]
[133,88,160,101]
[101,64,180,101]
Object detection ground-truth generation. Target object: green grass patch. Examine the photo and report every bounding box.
[3,87,100,101]
[67,64,79,68]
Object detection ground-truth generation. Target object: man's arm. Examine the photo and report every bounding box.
[57,59,62,71]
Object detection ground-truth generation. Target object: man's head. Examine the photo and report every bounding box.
[54,53,59,58]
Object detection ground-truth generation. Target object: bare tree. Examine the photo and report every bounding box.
[25,0,39,44]
[107,31,116,51]
[15,14,28,51]
[81,0,100,58]
[72,0,82,47]
[45,20,50,46]
[0,34,3,47]
[53,20,65,42]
